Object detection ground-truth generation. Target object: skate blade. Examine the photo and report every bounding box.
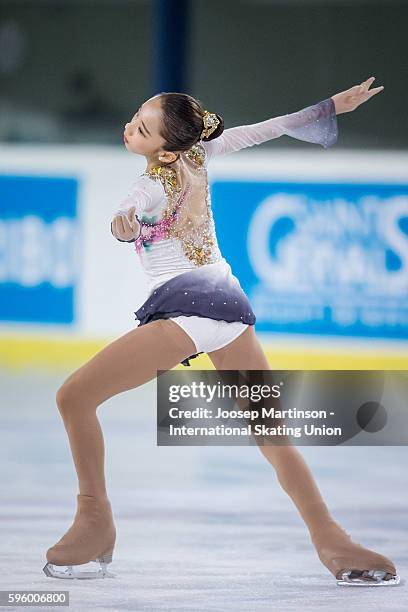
[43,561,116,580]
[337,569,401,586]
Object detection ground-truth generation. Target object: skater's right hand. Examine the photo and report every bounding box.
[111,206,141,243]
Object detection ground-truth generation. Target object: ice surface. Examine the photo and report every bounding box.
[0,369,407,611]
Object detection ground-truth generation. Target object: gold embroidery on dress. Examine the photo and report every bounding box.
[185,143,206,167]
[143,165,181,201]
[141,143,220,267]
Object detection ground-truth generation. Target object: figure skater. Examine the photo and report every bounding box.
[43,77,400,586]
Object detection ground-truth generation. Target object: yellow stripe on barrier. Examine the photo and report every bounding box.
[0,336,105,371]
[0,336,407,371]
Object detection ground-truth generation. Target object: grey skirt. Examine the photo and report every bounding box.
[134,263,256,366]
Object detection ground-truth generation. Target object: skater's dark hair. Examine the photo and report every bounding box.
[157,92,224,152]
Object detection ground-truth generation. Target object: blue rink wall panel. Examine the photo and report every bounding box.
[1,169,408,343]
[0,174,79,324]
[211,180,408,340]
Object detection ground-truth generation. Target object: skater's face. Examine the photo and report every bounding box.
[123,96,179,165]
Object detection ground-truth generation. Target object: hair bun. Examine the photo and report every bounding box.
[201,112,224,142]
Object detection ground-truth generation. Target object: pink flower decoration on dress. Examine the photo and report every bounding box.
[134,182,192,254]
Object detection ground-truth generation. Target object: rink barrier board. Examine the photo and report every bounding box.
[0,335,407,372]
[1,147,407,341]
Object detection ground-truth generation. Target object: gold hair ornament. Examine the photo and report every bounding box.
[200,110,220,140]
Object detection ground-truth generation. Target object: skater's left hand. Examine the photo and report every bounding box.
[331,77,384,114]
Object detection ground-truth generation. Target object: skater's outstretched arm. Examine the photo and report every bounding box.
[203,76,384,161]
[202,97,337,160]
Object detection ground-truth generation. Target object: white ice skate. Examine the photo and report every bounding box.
[337,568,401,586]
[43,551,115,580]
[43,494,116,580]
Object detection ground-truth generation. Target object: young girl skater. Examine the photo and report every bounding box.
[43,77,400,586]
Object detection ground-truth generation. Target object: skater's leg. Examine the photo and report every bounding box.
[207,326,398,583]
[56,319,197,498]
[45,319,197,577]
[207,326,337,533]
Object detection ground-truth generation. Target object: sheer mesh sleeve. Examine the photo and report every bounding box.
[113,174,165,216]
[203,97,338,161]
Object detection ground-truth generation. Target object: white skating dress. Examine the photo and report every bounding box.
[113,96,338,365]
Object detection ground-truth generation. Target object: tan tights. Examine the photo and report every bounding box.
[55,319,396,577]
[57,319,334,530]
[55,319,397,578]
[206,325,396,579]
[206,325,336,536]
[56,319,197,499]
